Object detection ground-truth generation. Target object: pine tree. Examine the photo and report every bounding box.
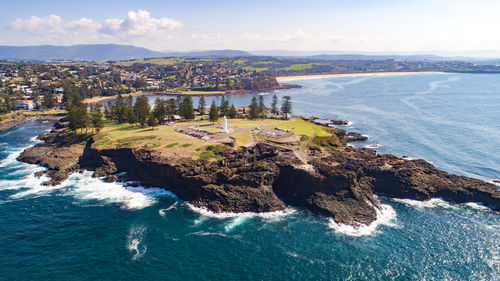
[182,96,195,120]
[42,92,56,109]
[147,112,158,129]
[68,104,89,133]
[103,105,110,119]
[166,98,176,121]
[281,96,292,120]
[126,107,136,126]
[134,96,150,127]
[271,94,278,115]
[153,98,167,124]
[68,105,79,131]
[90,104,104,133]
[81,105,90,133]
[115,94,126,122]
[258,95,266,118]
[248,96,259,119]
[228,103,237,118]
[209,100,219,124]
[219,96,230,116]
[175,96,183,114]
[198,96,206,115]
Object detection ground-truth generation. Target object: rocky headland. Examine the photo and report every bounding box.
[18,120,500,227]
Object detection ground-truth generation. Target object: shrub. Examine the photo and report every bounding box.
[165,143,179,148]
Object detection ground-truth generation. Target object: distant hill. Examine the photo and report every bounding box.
[307,54,447,61]
[162,49,252,58]
[0,44,168,61]
[1,44,497,63]
[0,45,253,61]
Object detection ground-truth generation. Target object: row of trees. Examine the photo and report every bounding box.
[68,102,104,133]
[67,93,294,133]
[104,95,198,128]
[248,95,292,119]
[205,94,292,123]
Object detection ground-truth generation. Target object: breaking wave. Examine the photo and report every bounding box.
[392,198,459,210]
[187,204,296,220]
[60,171,176,210]
[328,204,397,237]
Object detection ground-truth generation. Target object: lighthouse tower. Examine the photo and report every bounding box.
[222,116,229,133]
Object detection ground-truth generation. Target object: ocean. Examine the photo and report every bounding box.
[1,73,498,280]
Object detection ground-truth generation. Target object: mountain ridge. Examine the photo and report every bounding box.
[1,44,499,62]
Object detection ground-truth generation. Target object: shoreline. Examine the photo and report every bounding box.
[276,71,446,81]
[85,84,301,104]
[0,113,65,132]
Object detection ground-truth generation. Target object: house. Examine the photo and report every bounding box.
[15,100,34,110]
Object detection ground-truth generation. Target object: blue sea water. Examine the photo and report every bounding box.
[1,73,499,280]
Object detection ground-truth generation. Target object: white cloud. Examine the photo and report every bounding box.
[66,18,101,30]
[9,14,63,34]
[99,10,183,37]
[8,10,183,45]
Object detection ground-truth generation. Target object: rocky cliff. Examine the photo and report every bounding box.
[18,122,500,227]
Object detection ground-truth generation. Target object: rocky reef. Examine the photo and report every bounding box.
[18,121,499,227]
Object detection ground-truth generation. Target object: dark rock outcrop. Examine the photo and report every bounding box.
[17,128,86,185]
[18,123,500,226]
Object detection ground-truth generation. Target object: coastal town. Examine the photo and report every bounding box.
[0,58,284,117]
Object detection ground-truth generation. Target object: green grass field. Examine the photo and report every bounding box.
[116,57,185,66]
[277,118,331,137]
[279,63,322,71]
[233,132,253,146]
[243,66,269,72]
[91,117,338,158]
[93,120,206,158]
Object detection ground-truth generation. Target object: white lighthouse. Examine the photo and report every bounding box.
[222,116,229,133]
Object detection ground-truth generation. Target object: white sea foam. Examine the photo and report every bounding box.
[0,133,44,168]
[224,216,250,232]
[8,173,60,199]
[187,231,238,238]
[464,202,490,211]
[0,165,53,197]
[193,216,209,226]
[0,147,26,168]
[187,204,296,220]
[327,204,397,237]
[392,198,459,210]
[61,171,176,210]
[159,202,178,216]
[127,225,147,261]
[365,143,384,148]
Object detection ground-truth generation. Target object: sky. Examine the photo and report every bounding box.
[1,0,500,55]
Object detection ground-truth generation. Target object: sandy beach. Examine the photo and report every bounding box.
[276,71,445,81]
[83,91,146,104]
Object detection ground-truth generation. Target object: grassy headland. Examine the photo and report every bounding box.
[83,117,341,160]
